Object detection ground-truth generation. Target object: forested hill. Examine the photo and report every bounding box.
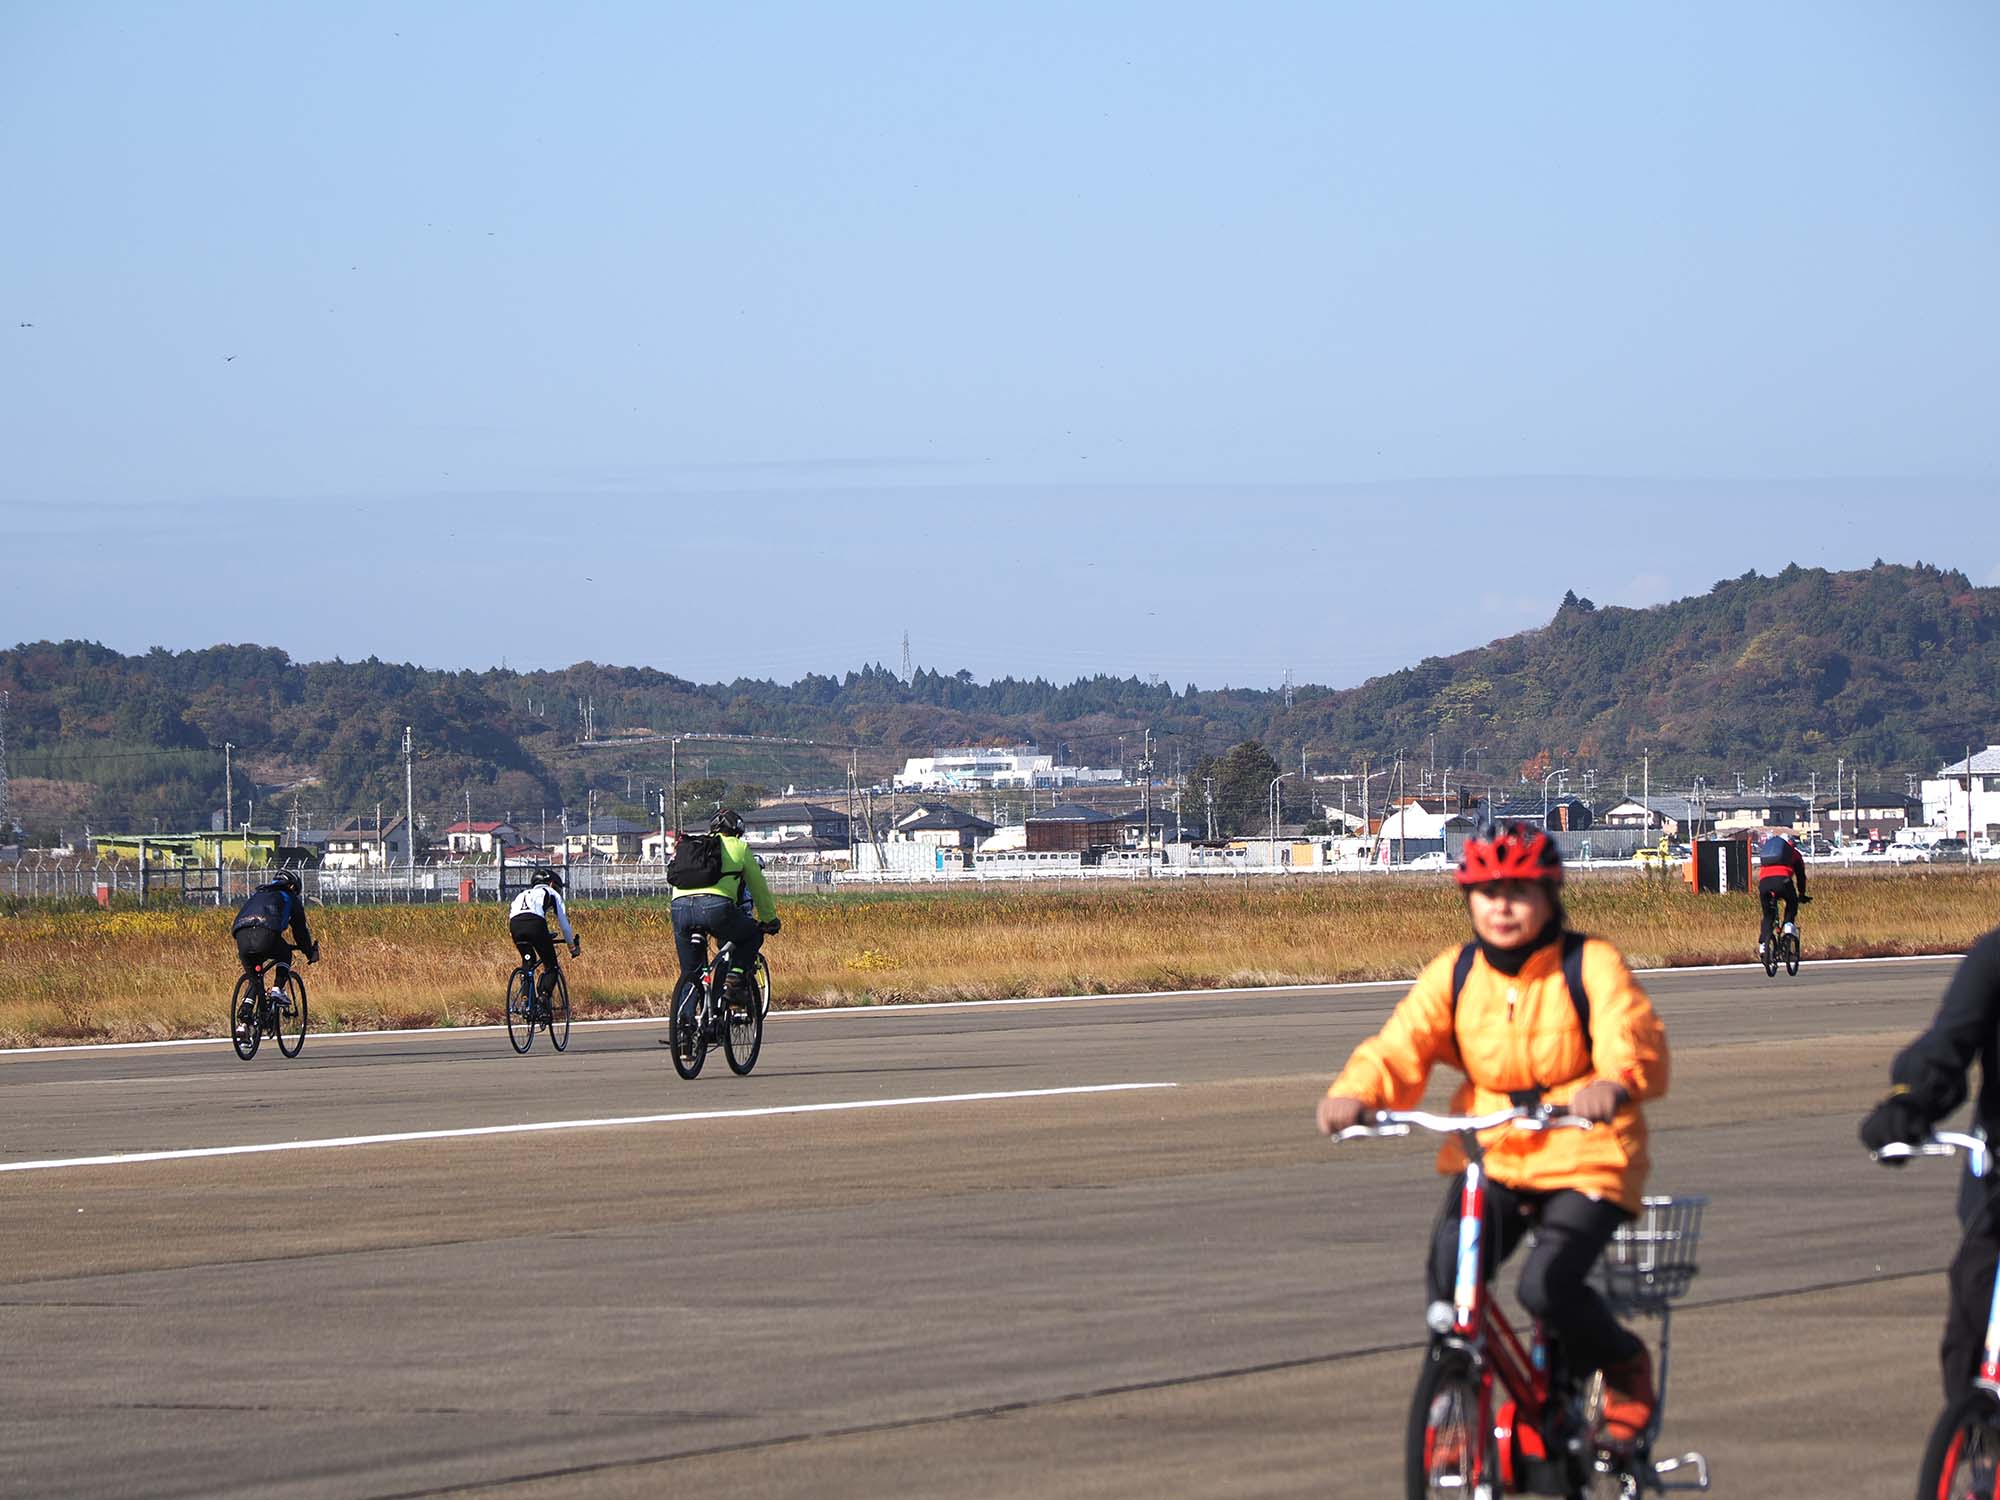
[2,562,1995,842]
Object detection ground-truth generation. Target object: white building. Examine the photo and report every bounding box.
[1923,747,2000,844]
[893,747,1121,791]
[442,820,518,857]
[322,816,415,869]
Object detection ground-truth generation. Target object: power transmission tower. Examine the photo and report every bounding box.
[901,630,912,685]
[1283,668,1294,711]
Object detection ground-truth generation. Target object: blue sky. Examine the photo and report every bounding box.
[3,1,1995,688]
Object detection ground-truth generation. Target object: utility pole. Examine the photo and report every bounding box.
[403,725,415,869]
[0,690,9,841]
[901,630,912,685]
[1203,776,1215,841]
[224,742,234,833]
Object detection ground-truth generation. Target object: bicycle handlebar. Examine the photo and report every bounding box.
[1873,1131,1990,1178]
[1334,1106,1595,1144]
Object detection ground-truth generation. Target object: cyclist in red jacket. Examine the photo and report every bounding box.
[1756,833,1808,961]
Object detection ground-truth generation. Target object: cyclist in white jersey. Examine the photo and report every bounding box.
[508,867,579,999]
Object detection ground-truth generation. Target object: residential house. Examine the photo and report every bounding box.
[1599,797,1706,840]
[322,816,415,869]
[1703,794,1811,834]
[1471,795,1595,832]
[891,803,997,851]
[560,815,651,863]
[442,820,519,857]
[1924,748,2000,843]
[1816,791,1920,842]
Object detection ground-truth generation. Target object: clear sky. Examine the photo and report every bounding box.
[4,1,1995,688]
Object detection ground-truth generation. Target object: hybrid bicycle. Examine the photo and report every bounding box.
[666,925,767,1080]
[1335,1107,1711,1498]
[1870,1130,2000,1500]
[231,957,309,1060]
[505,951,571,1054]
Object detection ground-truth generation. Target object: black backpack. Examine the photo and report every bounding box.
[1449,931,1594,1105]
[668,832,738,892]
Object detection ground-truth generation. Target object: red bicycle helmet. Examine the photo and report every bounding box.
[1456,821,1564,887]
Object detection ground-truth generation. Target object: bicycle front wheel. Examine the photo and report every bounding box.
[1919,1392,2000,1500]
[506,969,536,1054]
[547,969,571,1052]
[230,973,261,1060]
[1784,934,1801,977]
[1405,1346,1493,1500]
[668,981,706,1079]
[274,970,309,1058]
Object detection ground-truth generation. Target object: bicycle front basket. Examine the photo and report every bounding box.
[1597,1194,1706,1309]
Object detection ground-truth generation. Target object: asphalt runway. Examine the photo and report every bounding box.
[0,956,1972,1497]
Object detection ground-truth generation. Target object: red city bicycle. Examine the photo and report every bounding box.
[1336,1106,1711,1498]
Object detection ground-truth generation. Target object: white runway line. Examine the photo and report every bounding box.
[0,1082,1179,1174]
[0,952,1963,1061]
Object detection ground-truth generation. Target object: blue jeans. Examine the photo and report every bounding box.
[672,893,763,991]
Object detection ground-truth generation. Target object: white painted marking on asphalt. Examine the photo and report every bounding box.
[0,952,1964,1060]
[0,1082,1179,1173]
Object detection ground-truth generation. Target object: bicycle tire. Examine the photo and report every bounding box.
[668,979,706,1079]
[230,972,261,1060]
[1918,1391,2000,1500]
[1761,941,1779,978]
[274,969,308,1057]
[1405,1345,1494,1500]
[1784,933,1801,978]
[506,968,536,1054]
[547,968,571,1052]
[724,963,764,1075]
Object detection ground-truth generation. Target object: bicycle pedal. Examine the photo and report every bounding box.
[1650,1451,1710,1490]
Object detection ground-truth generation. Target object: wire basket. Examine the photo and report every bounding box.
[1596,1194,1706,1310]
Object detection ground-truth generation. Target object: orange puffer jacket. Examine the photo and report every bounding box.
[1328,934,1669,1212]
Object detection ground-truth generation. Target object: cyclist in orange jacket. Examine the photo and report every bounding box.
[1316,821,1671,1451]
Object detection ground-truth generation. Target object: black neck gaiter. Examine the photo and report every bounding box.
[1476,911,1565,976]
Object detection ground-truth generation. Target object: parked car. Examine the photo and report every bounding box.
[1934,837,1972,863]
[1866,838,1890,855]
[1889,843,1931,864]
[1631,845,1680,869]
[1403,850,1451,871]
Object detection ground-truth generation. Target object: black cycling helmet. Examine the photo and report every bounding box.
[531,866,565,890]
[270,869,302,895]
[710,808,744,838]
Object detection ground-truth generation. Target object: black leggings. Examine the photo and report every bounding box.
[1426,1173,1643,1374]
[1758,882,1799,946]
[508,914,561,997]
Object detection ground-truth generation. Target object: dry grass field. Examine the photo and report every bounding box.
[1,867,1991,1046]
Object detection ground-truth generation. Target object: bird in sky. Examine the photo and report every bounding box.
[224,355,237,362]
[17,322,31,328]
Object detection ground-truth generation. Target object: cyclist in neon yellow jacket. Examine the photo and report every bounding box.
[668,808,779,1009]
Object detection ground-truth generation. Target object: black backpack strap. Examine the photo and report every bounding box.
[1560,930,1593,1059]
[1449,941,1477,1007]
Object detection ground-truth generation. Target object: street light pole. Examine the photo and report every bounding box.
[1542,766,1571,826]
[1269,771,1295,867]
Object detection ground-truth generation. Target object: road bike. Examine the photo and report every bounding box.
[1335,1107,1711,1498]
[505,952,572,1054]
[1871,1131,2000,1499]
[666,925,767,1080]
[230,957,308,1060]
[1759,893,1807,978]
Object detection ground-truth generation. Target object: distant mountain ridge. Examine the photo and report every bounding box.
[2,562,1992,841]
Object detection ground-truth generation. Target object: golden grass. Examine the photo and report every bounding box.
[1,868,1991,1046]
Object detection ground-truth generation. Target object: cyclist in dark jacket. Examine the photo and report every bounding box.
[1860,929,2000,1401]
[231,870,319,979]
[1756,834,1808,961]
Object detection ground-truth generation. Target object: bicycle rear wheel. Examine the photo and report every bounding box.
[724,961,765,1075]
[1919,1392,2000,1500]
[230,973,261,1060]
[1784,933,1801,977]
[506,968,536,1054]
[1405,1346,1492,1500]
[1761,938,1778,978]
[668,979,707,1079]
[274,970,308,1057]
[546,968,571,1052]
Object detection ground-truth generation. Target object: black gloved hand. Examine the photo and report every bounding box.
[1799,894,1813,904]
[306,944,321,965]
[1859,1093,1928,1156]
[569,937,582,959]
[761,917,781,936]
